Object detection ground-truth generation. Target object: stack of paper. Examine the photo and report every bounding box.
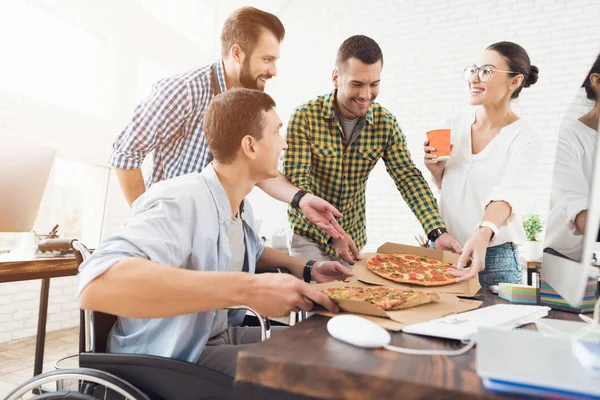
[540,277,598,312]
[498,283,537,304]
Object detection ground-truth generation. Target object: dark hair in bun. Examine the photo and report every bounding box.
[525,65,539,88]
[487,41,538,99]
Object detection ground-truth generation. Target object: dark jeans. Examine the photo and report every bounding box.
[242,314,288,327]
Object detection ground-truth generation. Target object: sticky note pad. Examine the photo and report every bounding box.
[498,283,538,304]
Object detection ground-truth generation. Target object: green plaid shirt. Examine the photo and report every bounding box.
[283,91,445,257]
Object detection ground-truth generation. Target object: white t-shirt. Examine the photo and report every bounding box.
[439,109,541,246]
[210,214,246,337]
[544,119,598,260]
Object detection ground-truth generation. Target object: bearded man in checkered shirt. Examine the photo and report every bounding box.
[110,6,345,239]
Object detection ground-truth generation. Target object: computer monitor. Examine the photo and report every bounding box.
[0,139,56,232]
[542,53,600,308]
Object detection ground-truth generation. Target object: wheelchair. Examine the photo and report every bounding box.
[4,239,295,400]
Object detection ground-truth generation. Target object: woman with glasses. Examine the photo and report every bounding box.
[423,41,541,287]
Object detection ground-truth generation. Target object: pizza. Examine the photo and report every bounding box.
[366,254,460,286]
[320,286,439,311]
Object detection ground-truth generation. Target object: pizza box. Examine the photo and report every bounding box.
[353,242,481,297]
[313,280,482,331]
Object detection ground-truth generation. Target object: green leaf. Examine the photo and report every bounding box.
[522,215,544,242]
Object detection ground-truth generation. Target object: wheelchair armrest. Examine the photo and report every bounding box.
[79,352,232,400]
[37,238,77,253]
[225,305,271,340]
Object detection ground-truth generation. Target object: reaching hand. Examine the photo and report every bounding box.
[331,234,362,265]
[299,193,346,239]
[311,261,354,283]
[446,236,487,282]
[247,273,340,317]
[434,232,463,254]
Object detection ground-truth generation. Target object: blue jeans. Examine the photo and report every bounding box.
[480,242,522,287]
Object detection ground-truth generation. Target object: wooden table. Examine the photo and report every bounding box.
[234,291,578,400]
[0,256,80,377]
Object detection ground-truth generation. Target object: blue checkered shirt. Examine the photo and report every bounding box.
[109,60,227,187]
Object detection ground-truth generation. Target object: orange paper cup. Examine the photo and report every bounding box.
[426,129,451,160]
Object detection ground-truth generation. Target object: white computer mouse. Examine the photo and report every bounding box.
[327,315,391,348]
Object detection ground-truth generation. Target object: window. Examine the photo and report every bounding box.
[0,2,113,118]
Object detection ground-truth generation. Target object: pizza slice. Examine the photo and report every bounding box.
[320,286,440,311]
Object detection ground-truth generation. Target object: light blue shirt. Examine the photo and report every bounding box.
[77,164,264,363]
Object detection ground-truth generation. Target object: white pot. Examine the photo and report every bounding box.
[523,241,543,262]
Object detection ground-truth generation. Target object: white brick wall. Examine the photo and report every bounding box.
[1,0,598,343]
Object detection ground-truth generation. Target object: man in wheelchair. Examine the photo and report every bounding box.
[76,88,352,381]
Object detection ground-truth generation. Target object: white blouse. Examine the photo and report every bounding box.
[439,109,541,247]
[544,119,598,260]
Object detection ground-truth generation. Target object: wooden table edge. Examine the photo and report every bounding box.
[235,346,502,400]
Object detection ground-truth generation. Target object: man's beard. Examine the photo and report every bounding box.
[239,58,270,91]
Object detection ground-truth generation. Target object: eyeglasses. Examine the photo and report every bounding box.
[463,65,519,83]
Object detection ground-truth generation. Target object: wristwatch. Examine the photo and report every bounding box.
[303,260,317,283]
[427,228,447,243]
[291,190,309,209]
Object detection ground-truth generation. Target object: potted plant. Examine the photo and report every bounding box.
[522,215,544,261]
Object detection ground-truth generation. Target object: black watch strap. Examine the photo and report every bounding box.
[427,228,447,243]
[291,190,308,209]
[303,260,317,283]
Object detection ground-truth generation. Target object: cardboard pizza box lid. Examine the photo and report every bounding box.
[313,281,482,331]
[353,243,481,297]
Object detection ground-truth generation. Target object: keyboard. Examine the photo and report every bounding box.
[403,304,551,341]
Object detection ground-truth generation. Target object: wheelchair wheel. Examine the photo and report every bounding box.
[4,368,151,400]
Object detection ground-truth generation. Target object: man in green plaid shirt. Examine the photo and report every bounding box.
[283,35,462,265]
